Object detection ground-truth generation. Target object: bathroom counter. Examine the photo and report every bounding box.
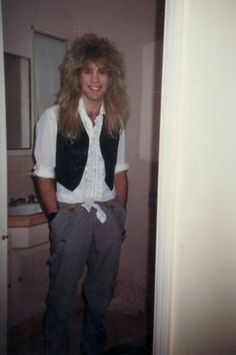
[8,212,47,228]
[8,212,50,328]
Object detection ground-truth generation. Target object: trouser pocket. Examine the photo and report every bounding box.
[47,207,68,280]
[106,199,127,241]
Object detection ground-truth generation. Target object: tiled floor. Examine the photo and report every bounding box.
[8,307,152,355]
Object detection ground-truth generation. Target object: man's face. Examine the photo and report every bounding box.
[79,61,109,106]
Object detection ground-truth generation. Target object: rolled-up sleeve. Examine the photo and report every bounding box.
[33,106,58,178]
[115,129,129,174]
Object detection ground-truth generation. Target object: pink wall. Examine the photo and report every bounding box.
[3,0,160,291]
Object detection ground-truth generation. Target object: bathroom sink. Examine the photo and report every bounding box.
[8,203,42,216]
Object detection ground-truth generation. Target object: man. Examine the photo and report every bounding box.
[34,33,129,354]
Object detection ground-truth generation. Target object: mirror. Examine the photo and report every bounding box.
[4,34,67,151]
[4,53,31,150]
[33,31,67,121]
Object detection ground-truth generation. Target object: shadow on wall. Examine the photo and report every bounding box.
[145,0,165,349]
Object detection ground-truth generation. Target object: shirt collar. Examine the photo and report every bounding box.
[78,97,105,118]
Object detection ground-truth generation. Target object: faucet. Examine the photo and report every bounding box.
[8,194,38,206]
[27,194,37,203]
[8,197,26,206]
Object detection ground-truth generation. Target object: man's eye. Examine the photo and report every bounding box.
[98,68,108,75]
[82,68,92,74]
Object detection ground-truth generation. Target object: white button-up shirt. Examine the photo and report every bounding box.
[34,98,128,222]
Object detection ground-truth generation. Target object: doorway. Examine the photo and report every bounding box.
[1,0,166,354]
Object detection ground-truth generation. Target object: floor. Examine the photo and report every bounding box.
[8,305,152,355]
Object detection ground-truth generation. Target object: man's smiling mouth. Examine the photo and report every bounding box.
[89,86,102,90]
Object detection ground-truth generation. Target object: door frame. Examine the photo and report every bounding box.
[153,0,185,354]
[0,0,8,353]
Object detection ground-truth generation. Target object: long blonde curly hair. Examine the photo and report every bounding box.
[57,33,130,139]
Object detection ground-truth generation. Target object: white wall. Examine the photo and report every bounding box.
[155,1,236,354]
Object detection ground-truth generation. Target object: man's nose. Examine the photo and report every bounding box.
[91,69,99,81]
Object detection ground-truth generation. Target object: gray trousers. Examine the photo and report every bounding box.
[43,198,126,354]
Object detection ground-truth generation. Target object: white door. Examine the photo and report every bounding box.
[0,0,8,353]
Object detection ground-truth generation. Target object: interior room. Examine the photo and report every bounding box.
[3,1,236,355]
[2,0,164,353]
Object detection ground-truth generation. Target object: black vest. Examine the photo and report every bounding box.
[55,120,120,191]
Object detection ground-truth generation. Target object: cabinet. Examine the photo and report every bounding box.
[8,214,50,328]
